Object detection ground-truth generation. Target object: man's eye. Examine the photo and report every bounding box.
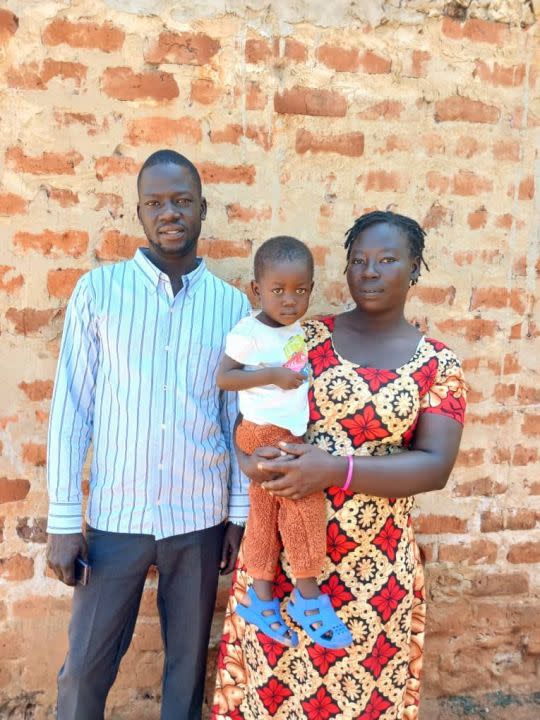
[146,201,159,207]
[176,198,191,206]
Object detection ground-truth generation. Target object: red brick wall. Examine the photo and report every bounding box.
[0,1,538,717]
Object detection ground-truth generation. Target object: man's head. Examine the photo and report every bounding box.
[137,150,206,260]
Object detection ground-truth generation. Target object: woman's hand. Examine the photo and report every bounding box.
[257,443,343,499]
[238,444,284,485]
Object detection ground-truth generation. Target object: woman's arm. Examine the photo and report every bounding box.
[217,354,307,391]
[257,413,463,500]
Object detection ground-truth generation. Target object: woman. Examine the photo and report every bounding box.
[212,211,467,719]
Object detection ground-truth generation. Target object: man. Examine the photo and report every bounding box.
[46,150,250,719]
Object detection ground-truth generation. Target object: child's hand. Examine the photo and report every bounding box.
[270,367,307,390]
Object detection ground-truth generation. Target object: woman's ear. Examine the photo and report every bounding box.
[410,257,421,286]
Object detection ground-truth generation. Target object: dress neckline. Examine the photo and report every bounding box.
[326,320,425,372]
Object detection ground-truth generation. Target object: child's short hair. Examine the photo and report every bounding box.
[254,236,314,281]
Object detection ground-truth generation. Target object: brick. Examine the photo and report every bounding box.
[358,100,404,120]
[455,135,484,158]
[244,125,272,150]
[0,9,18,44]
[471,287,526,313]
[442,17,508,45]
[481,510,503,532]
[296,129,364,157]
[493,139,520,161]
[94,192,123,215]
[376,134,411,154]
[474,60,525,87]
[210,124,243,145]
[507,542,540,564]
[13,230,88,258]
[18,380,53,401]
[439,539,497,564]
[0,265,24,293]
[471,572,529,596]
[454,448,485,467]
[422,202,451,230]
[359,50,391,74]
[435,96,500,124]
[518,176,535,200]
[245,37,272,63]
[16,517,47,543]
[453,476,506,497]
[467,208,487,229]
[0,478,30,504]
[226,204,272,223]
[47,268,87,299]
[364,170,408,192]
[410,285,455,306]
[125,117,201,146]
[415,514,468,534]
[491,446,511,464]
[145,31,220,65]
[11,595,70,618]
[0,192,27,216]
[513,445,538,466]
[102,67,178,101]
[426,171,450,194]
[453,249,500,266]
[518,386,540,404]
[244,81,267,110]
[45,187,79,207]
[6,308,60,336]
[190,78,220,105]
[452,170,493,196]
[96,230,142,261]
[22,442,46,466]
[0,554,34,581]
[274,87,347,117]
[199,163,256,185]
[467,411,511,426]
[95,155,137,181]
[506,510,537,531]
[7,59,87,89]
[316,44,359,72]
[198,238,252,259]
[6,147,82,175]
[43,18,124,52]
[522,415,540,436]
[283,38,307,61]
[410,50,430,78]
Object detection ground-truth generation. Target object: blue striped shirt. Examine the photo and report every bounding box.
[47,249,251,538]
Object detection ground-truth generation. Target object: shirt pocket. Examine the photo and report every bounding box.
[187,344,222,394]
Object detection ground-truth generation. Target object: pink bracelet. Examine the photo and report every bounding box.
[342,455,354,491]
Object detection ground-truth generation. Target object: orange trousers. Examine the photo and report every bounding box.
[236,419,327,581]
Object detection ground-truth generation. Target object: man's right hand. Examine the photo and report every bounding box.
[47,533,88,586]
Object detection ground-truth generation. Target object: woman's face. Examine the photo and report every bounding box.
[346,222,419,313]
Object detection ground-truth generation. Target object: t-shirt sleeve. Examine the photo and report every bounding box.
[224,321,259,366]
[419,347,467,425]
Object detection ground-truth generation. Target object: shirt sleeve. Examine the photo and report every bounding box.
[221,293,252,524]
[224,318,258,366]
[47,275,99,534]
[419,347,467,425]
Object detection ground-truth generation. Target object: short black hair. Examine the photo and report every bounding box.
[254,236,314,281]
[137,149,202,196]
[344,210,429,284]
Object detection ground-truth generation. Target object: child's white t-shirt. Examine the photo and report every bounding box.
[224,314,309,437]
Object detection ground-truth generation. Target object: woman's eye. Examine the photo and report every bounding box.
[381,257,397,263]
[351,258,364,264]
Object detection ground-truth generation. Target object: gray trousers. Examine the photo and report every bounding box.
[57,523,225,720]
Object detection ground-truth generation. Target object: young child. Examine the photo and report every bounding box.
[217,236,352,649]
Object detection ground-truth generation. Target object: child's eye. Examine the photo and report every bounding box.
[272,288,283,295]
[296,289,307,295]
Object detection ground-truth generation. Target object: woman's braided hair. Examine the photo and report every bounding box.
[344,210,429,285]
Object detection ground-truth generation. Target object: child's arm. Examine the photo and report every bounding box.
[217,354,306,391]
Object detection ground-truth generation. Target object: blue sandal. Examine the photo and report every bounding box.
[236,587,298,647]
[287,589,353,649]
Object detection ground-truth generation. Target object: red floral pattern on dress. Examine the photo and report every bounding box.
[310,339,340,377]
[423,390,466,424]
[308,386,323,422]
[327,520,357,563]
[307,645,348,676]
[327,485,354,510]
[426,337,447,352]
[273,566,294,600]
[358,689,393,719]
[412,357,439,397]
[355,367,399,392]
[369,573,407,622]
[256,631,286,668]
[257,678,293,715]
[361,631,399,679]
[339,404,391,447]
[320,573,354,609]
[372,516,402,563]
[301,687,340,720]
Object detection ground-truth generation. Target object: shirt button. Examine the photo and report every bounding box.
[163,385,167,391]
[161,424,166,430]
[164,346,170,351]
[158,463,163,470]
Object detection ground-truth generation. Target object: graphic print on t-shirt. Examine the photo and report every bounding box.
[282,333,309,375]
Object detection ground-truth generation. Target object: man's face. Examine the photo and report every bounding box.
[137,163,206,258]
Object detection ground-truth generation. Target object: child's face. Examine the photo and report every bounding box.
[252,260,313,327]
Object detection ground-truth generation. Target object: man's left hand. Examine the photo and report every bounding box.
[220,522,244,574]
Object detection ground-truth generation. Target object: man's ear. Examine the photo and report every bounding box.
[200,197,207,220]
[136,203,141,222]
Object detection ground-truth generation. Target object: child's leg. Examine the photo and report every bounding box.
[278,491,327,584]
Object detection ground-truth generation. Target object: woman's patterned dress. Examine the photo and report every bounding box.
[212,316,467,720]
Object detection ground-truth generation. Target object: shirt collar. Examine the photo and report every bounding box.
[133,248,208,296]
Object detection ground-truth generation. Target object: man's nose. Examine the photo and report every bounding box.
[159,201,181,219]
